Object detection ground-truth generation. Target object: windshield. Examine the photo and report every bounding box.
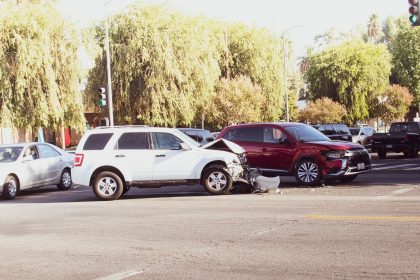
[349,128,360,136]
[0,146,23,162]
[285,125,330,142]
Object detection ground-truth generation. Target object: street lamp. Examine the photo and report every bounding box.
[104,0,114,126]
[281,26,301,122]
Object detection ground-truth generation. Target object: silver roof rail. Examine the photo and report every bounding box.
[94,125,149,130]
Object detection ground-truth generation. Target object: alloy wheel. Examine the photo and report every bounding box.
[8,179,17,197]
[297,162,319,183]
[62,172,72,187]
[98,177,118,196]
[208,172,227,191]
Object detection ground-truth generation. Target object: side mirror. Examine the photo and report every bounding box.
[178,143,192,151]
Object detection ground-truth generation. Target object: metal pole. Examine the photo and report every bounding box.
[283,39,289,122]
[104,1,114,126]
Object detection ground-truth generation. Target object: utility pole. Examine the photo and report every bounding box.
[281,26,301,122]
[283,38,289,122]
[104,0,114,126]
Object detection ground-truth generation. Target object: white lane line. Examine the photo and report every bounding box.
[95,269,144,280]
[406,166,420,171]
[255,228,276,236]
[392,188,415,194]
[373,164,417,171]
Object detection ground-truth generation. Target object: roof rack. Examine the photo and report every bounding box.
[94,125,149,130]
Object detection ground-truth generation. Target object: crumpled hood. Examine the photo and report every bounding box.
[304,140,363,150]
[201,138,245,154]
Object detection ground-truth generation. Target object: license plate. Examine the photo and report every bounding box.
[386,145,392,148]
[357,162,365,170]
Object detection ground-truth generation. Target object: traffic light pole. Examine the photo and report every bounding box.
[104,1,114,126]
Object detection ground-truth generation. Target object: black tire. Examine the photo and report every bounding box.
[57,168,72,190]
[93,171,124,200]
[2,175,18,200]
[378,151,386,159]
[122,186,131,195]
[202,165,233,195]
[338,174,358,183]
[294,160,322,186]
[403,151,410,158]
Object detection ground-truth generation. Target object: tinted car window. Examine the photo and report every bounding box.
[83,133,113,150]
[117,132,149,149]
[285,125,330,142]
[263,127,284,143]
[336,125,350,135]
[38,144,60,158]
[0,146,23,162]
[317,125,335,136]
[349,128,360,136]
[224,129,240,141]
[390,123,408,133]
[152,133,183,150]
[238,127,263,142]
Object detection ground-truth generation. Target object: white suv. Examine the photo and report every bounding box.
[72,126,248,200]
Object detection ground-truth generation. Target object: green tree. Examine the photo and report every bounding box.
[0,0,85,130]
[304,40,391,124]
[223,23,285,121]
[390,27,420,105]
[299,97,347,124]
[210,75,264,128]
[370,84,414,125]
[85,4,222,127]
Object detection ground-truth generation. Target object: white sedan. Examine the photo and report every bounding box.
[0,142,74,200]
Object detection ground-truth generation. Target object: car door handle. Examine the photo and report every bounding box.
[155,154,166,157]
[115,155,126,158]
[262,148,267,152]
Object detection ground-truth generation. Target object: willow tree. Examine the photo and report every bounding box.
[391,27,420,106]
[222,23,285,121]
[0,0,85,130]
[304,40,391,124]
[85,4,222,127]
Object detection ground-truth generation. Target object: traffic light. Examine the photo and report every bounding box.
[97,87,107,107]
[409,0,420,26]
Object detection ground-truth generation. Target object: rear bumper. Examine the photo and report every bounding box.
[371,143,412,153]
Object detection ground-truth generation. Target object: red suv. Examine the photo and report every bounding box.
[218,122,371,186]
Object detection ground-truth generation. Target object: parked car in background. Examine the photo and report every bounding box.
[349,126,375,147]
[0,142,74,200]
[218,122,371,186]
[72,126,248,200]
[313,124,353,142]
[178,128,215,144]
[371,122,420,159]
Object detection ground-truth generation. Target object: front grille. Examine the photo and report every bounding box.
[345,148,371,168]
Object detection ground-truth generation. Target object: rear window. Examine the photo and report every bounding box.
[335,125,350,135]
[349,128,360,136]
[83,133,113,150]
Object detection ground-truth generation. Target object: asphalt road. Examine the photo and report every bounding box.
[0,154,419,280]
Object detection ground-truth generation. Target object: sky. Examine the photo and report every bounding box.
[57,0,409,58]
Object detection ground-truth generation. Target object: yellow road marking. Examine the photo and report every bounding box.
[305,215,420,221]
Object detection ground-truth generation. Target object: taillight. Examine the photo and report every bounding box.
[74,154,84,167]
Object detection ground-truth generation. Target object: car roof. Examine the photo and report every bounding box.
[88,126,179,134]
[224,122,306,129]
[177,128,209,131]
[0,142,39,148]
